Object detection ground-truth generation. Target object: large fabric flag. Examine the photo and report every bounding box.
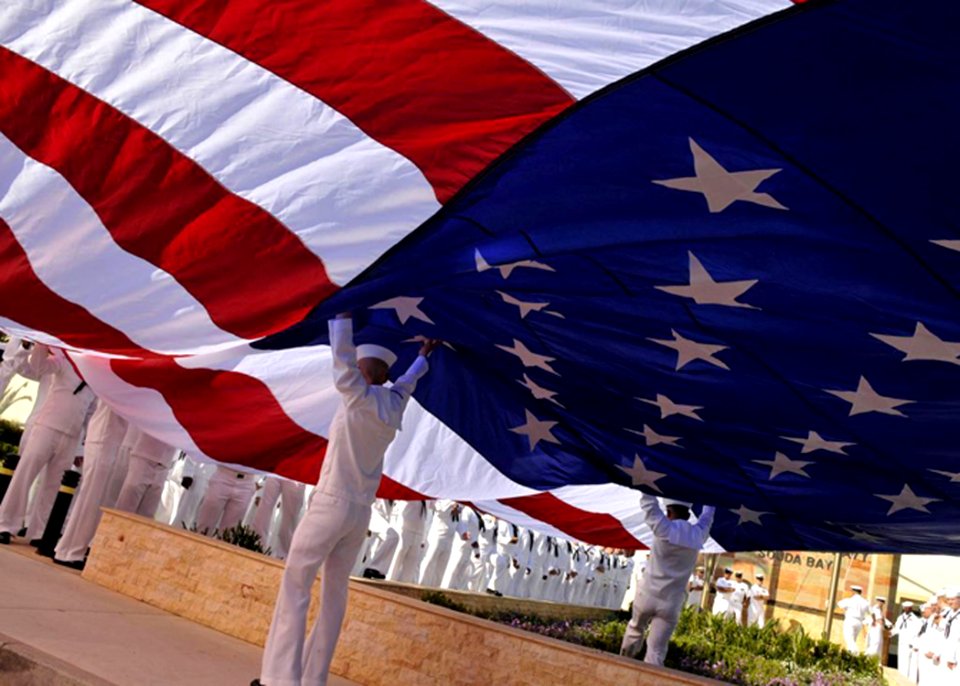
[1,0,958,552]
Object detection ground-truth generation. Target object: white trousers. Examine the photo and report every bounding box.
[195,472,256,535]
[620,587,684,666]
[364,528,398,575]
[260,494,369,686]
[252,478,305,559]
[441,541,476,590]
[418,526,456,587]
[114,454,170,518]
[864,625,882,656]
[388,528,426,583]
[843,620,863,654]
[489,552,510,594]
[0,426,76,536]
[54,440,120,562]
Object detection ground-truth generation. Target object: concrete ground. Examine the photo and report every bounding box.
[0,541,358,685]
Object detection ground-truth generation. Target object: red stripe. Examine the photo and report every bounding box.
[0,48,336,345]
[110,358,327,483]
[135,0,574,203]
[0,219,147,355]
[499,492,645,549]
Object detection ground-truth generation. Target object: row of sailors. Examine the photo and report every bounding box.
[353,498,637,608]
[687,565,770,626]
[0,341,636,610]
[887,589,960,685]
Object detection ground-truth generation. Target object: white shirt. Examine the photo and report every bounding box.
[838,593,871,624]
[85,400,128,447]
[749,583,769,612]
[317,319,428,505]
[638,494,715,603]
[27,346,94,436]
[128,427,176,466]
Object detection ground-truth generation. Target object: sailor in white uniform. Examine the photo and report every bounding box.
[890,600,919,678]
[114,427,177,518]
[387,499,432,583]
[418,499,460,588]
[52,400,128,568]
[195,464,257,535]
[748,573,769,627]
[251,476,306,559]
[620,495,715,666]
[713,567,736,617]
[865,596,890,657]
[837,584,871,654]
[0,345,94,544]
[256,316,436,686]
[686,565,706,610]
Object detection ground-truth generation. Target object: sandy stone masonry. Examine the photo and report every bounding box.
[84,509,721,686]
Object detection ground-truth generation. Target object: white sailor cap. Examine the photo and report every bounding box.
[851,585,863,592]
[937,588,949,597]
[902,601,914,608]
[663,498,692,508]
[356,344,397,368]
[723,567,734,573]
[875,596,886,602]
[945,587,960,599]
[756,572,765,579]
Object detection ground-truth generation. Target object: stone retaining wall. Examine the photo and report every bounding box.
[84,509,719,686]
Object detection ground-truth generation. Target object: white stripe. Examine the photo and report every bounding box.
[384,399,540,500]
[0,318,69,350]
[429,0,792,100]
[69,352,205,459]
[0,135,246,355]
[0,0,440,287]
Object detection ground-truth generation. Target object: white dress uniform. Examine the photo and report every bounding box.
[713,574,736,616]
[442,505,480,590]
[864,602,887,656]
[620,495,715,666]
[890,607,920,678]
[686,573,705,609]
[489,519,517,596]
[260,318,429,686]
[114,428,177,518]
[418,500,460,588]
[748,581,769,627]
[53,401,128,563]
[251,476,305,559]
[511,528,537,599]
[0,345,94,539]
[172,456,217,530]
[838,590,871,654]
[359,498,399,577]
[938,605,960,686]
[387,500,432,583]
[195,464,257,535]
[917,612,943,686]
[0,336,29,396]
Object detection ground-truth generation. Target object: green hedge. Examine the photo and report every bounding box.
[419,593,884,686]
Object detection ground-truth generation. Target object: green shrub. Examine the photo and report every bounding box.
[0,419,23,447]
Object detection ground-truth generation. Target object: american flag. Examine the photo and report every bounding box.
[2,0,957,552]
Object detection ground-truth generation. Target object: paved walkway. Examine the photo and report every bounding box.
[0,542,358,685]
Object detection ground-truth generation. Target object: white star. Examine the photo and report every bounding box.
[497,291,551,319]
[731,505,769,526]
[932,239,960,253]
[639,393,703,421]
[929,469,960,483]
[617,454,667,492]
[496,339,558,375]
[649,329,730,371]
[781,430,854,455]
[626,424,681,447]
[845,529,883,544]
[656,252,759,308]
[875,484,939,515]
[753,451,813,480]
[871,322,960,366]
[370,296,434,325]
[652,138,787,213]
[517,374,563,407]
[509,410,561,451]
[475,249,555,279]
[825,376,913,417]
